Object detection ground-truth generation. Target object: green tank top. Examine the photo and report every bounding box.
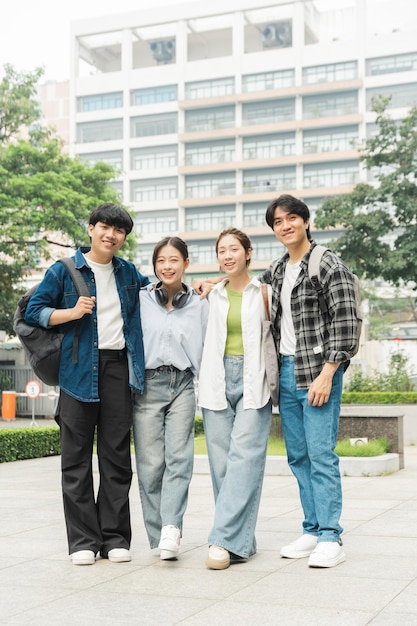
[225,284,244,355]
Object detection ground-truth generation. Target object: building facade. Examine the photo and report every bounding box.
[69,0,417,278]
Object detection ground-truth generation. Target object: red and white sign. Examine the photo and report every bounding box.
[25,380,42,399]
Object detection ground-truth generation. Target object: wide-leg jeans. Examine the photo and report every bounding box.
[279,355,344,542]
[132,366,196,548]
[203,356,272,558]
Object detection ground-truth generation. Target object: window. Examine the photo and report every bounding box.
[131,146,177,170]
[77,92,123,112]
[303,92,358,118]
[366,52,417,76]
[243,168,296,193]
[185,173,235,198]
[107,181,123,199]
[366,83,417,110]
[131,113,177,137]
[77,119,123,143]
[303,161,359,188]
[251,237,284,262]
[303,126,359,153]
[131,85,177,105]
[136,211,177,234]
[131,178,177,202]
[184,140,235,165]
[185,107,235,132]
[79,151,123,169]
[188,242,217,265]
[185,78,234,99]
[242,69,294,92]
[242,99,295,125]
[136,244,154,268]
[243,203,268,227]
[185,206,235,231]
[302,61,357,85]
[243,133,295,159]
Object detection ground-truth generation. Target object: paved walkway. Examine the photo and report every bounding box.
[1,419,417,625]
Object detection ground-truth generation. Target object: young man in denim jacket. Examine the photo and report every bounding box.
[25,203,149,566]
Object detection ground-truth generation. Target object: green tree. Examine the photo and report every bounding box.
[315,97,417,289]
[0,65,135,336]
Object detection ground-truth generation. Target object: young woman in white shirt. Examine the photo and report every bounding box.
[198,228,273,569]
[132,237,209,560]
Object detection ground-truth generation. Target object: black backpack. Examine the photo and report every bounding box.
[13,257,90,386]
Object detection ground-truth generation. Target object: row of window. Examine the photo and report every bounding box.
[79,126,360,170]
[135,235,284,267]
[129,161,359,202]
[76,83,417,143]
[76,52,417,111]
[137,201,326,237]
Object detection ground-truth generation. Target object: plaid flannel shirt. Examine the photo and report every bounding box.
[261,242,358,389]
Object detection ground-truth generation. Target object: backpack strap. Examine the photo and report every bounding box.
[57,257,91,364]
[308,245,329,317]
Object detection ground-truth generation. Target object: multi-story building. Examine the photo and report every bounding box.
[69,0,416,278]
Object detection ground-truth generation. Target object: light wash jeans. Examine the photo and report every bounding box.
[132,366,196,548]
[202,356,272,558]
[279,355,344,542]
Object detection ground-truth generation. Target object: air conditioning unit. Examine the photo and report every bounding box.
[262,22,292,48]
[150,39,176,63]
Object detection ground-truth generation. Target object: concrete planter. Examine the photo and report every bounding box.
[193,453,400,477]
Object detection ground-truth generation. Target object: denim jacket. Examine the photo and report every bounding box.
[24,247,149,402]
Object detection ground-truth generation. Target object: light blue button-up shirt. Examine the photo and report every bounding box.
[140,283,209,376]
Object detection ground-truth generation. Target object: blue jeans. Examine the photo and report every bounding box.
[279,355,344,542]
[132,366,196,548]
[203,356,272,558]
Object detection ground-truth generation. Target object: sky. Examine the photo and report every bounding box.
[0,0,412,83]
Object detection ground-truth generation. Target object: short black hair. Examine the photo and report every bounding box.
[89,203,134,235]
[265,194,311,240]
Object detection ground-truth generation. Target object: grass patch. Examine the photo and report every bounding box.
[194,435,390,457]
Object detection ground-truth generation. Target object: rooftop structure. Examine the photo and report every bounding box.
[69,0,417,277]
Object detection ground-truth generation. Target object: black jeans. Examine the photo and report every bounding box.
[58,349,133,556]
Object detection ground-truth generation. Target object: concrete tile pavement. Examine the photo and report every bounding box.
[0,428,416,625]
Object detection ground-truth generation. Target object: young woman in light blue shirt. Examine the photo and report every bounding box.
[132,237,209,560]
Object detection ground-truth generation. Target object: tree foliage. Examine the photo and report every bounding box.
[315,97,417,289]
[0,65,135,336]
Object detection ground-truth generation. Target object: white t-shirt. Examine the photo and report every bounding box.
[84,256,125,350]
[279,260,301,356]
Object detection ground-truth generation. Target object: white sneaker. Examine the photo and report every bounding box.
[308,540,346,568]
[159,525,180,560]
[206,545,230,570]
[71,550,95,566]
[280,534,318,559]
[108,548,131,563]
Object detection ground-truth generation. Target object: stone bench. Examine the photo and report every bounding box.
[270,405,404,469]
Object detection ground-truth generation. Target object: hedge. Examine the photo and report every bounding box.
[0,427,61,463]
[342,391,417,405]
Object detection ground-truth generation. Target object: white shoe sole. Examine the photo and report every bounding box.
[160,549,179,560]
[308,551,346,568]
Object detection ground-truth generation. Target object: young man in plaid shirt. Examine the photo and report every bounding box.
[262,194,359,568]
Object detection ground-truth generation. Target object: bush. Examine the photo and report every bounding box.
[342,391,417,404]
[345,352,415,393]
[0,427,60,463]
